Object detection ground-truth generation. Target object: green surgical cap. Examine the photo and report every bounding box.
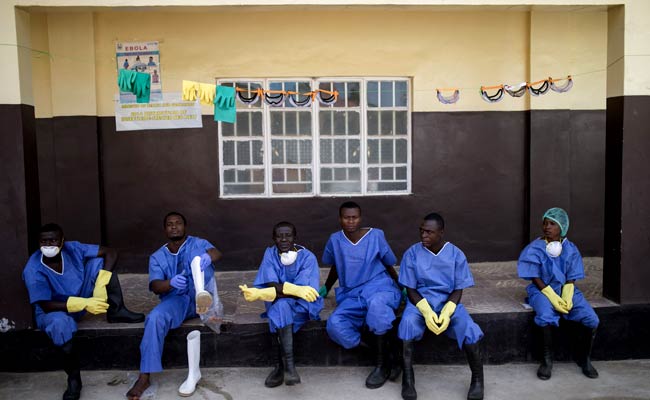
[543,207,569,237]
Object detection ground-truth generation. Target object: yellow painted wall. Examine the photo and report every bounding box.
[29,6,608,115]
[30,13,52,118]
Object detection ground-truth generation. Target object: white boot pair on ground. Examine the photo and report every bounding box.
[178,256,213,396]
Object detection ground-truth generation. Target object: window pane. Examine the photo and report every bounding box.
[334,139,347,163]
[367,111,378,135]
[333,111,346,135]
[348,82,360,107]
[223,169,235,182]
[252,169,264,182]
[237,169,251,182]
[380,139,394,163]
[286,140,298,164]
[395,111,407,135]
[380,81,393,107]
[320,139,332,163]
[396,166,407,180]
[348,139,360,163]
[348,112,360,135]
[396,139,407,163]
[236,141,251,165]
[299,112,312,135]
[368,81,378,108]
[381,167,394,180]
[321,167,332,181]
[381,111,393,135]
[299,140,312,164]
[368,167,379,180]
[224,183,264,195]
[285,112,297,135]
[319,111,332,135]
[272,139,283,164]
[271,112,283,135]
[223,141,235,165]
[252,140,263,165]
[236,112,250,136]
[251,112,263,136]
[368,139,379,164]
[395,81,407,107]
[221,121,234,137]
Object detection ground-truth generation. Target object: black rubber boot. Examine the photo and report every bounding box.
[264,333,284,388]
[365,333,391,389]
[577,327,599,379]
[464,342,484,400]
[106,272,145,323]
[278,325,300,386]
[61,341,82,400]
[389,330,403,381]
[401,340,417,400]
[537,325,553,380]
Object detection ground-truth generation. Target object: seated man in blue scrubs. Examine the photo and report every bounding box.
[22,223,144,400]
[518,207,599,381]
[239,221,323,387]
[127,212,222,400]
[320,201,402,389]
[398,213,484,400]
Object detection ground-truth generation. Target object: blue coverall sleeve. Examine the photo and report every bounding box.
[254,248,280,288]
[565,244,586,281]
[148,255,167,283]
[453,249,474,290]
[378,231,397,266]
[517,244,541,280]
[398,248,418,289]
[322,237,335,265]
[23,269,52,304]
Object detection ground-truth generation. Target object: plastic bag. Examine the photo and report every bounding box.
[199,276,224,333]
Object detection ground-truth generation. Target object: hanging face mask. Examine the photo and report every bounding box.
[41,246,61,258]
[546,241,562,258]
[280,250,298,266]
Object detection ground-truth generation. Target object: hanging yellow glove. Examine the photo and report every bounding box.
[436,301,457,334]
[561,283,575,311]
[239,284,277,302]
[92,270,112,302]
[541,286,569,314]
[416,298,442,335]
[66,296,109,314]
[282,282,319,302]
[182,80,198,101]
[198,83,216,105]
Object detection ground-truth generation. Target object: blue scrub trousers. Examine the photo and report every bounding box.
[140,294,196,373]
[398,303,483,349]
[326,285,401,349]
[527,286,599,329]
[266,298,310,333]
[35,258,104,346]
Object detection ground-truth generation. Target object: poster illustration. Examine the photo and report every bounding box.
[116,41,162,102]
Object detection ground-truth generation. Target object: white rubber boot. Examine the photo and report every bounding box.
[191,256,212,314]
[178,330,202,397]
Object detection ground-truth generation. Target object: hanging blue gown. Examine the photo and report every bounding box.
[323,228,401,349]
[518,238,599,328]
[22,241,103,346]
[398,242,483,348]
[140,235,216,373]
[253,245,323,333]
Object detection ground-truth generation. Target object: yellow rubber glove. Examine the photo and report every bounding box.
[561,283,575,311]
[436,301,457,334]
[416,298,441,334]
[541,285,569,314]
[182,80,198,101]
[66,297,109,314]
[198,83,216,105]
[282,282,319,302]
[239,284,277,302]
[92,270,112,302]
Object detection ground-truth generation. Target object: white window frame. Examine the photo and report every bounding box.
[217,77,411,198]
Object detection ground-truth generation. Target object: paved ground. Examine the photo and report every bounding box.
[2,360,649,400]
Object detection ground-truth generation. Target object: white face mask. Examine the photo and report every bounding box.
[41,246,61,258]
[280,250,298,266]
[546,241,562,258]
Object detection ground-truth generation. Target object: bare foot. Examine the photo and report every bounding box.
[126,373,150,400]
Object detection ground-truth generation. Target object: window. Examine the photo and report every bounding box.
[218,78,411,198]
